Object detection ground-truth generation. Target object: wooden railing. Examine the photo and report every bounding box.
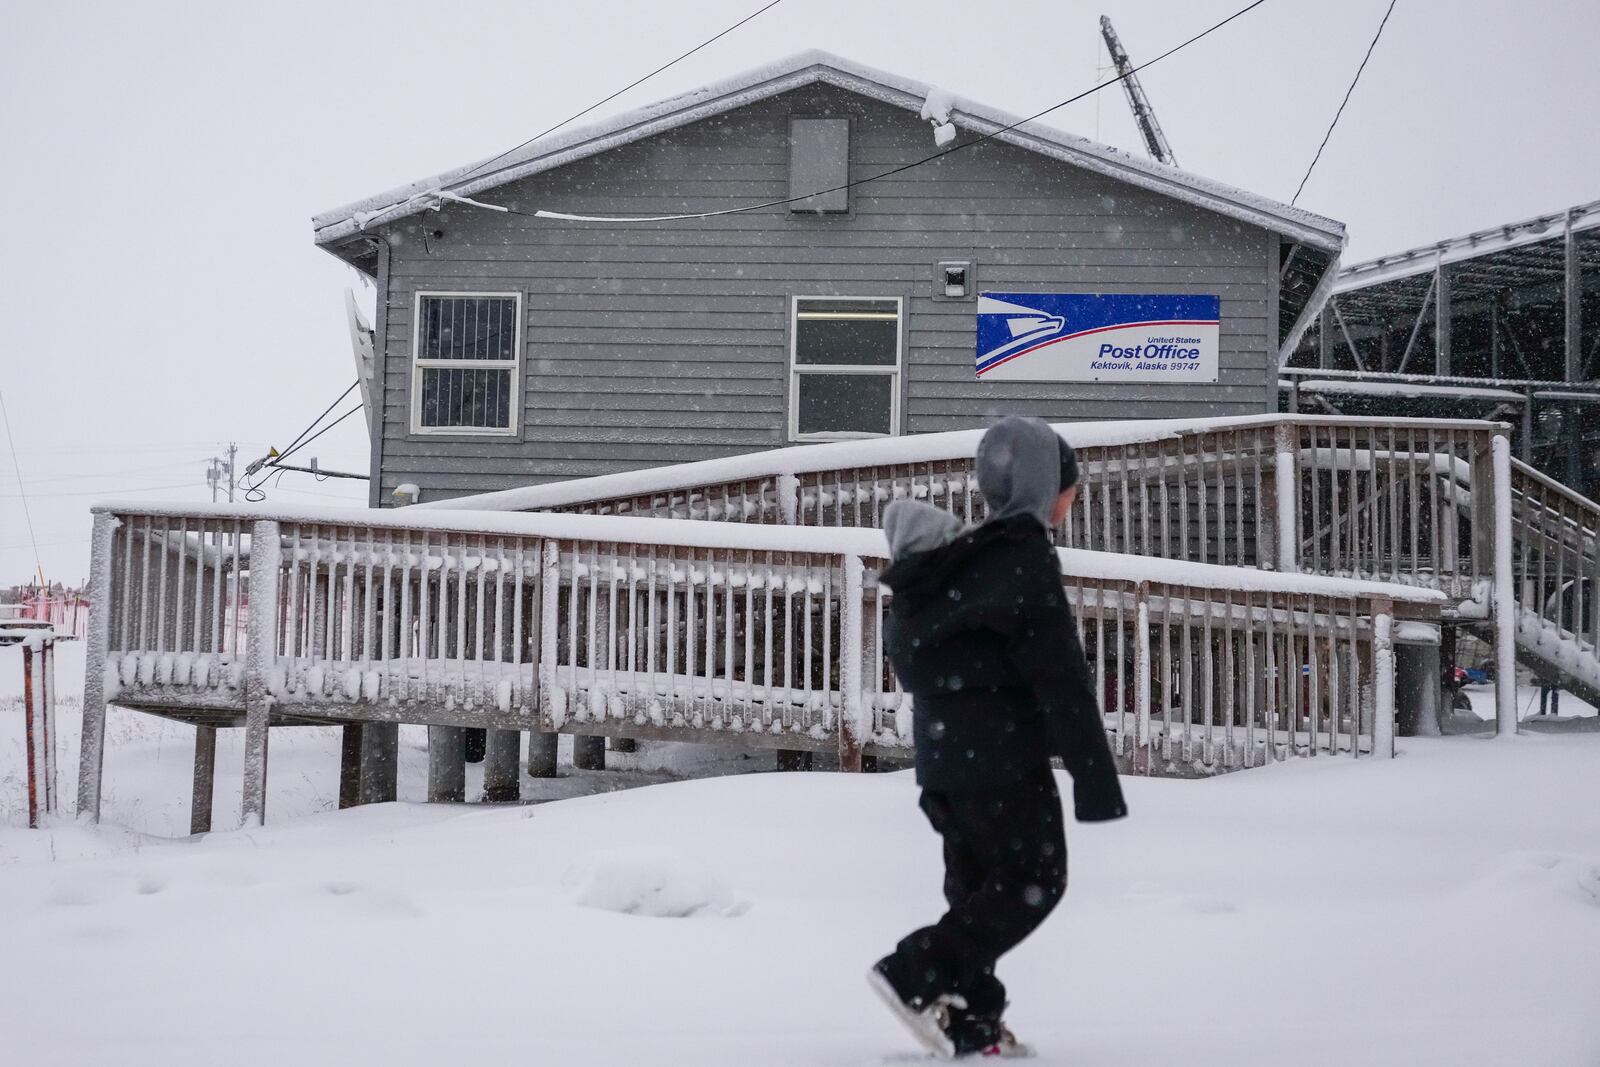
[79,502,1442,827]
[432,415,1503,605]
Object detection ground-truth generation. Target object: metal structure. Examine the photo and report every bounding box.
[1099,15,1178,167]
[1288,199,1600,494]
[86,413,1600,832]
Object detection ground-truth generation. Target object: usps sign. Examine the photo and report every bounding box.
[975,293,1220,383]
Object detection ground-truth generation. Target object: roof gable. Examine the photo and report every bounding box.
[312,50,1344,252]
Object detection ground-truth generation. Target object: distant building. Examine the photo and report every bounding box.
[314,51,1343,505]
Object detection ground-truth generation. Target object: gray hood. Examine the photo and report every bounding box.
[976,416,1062,527]
[883,500,964,561]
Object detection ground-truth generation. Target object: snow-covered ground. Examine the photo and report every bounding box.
[3,643,1598,1065]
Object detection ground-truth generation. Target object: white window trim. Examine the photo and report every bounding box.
[410,290,523,437]
[788,294,903,442]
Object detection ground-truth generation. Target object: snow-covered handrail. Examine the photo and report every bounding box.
[1505,457,1600,688]
[413,416,1506,613]
[88,500,1444,607]
[419,414,1499,516]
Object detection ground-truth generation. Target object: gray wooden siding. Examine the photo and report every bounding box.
[372,85,1278,501]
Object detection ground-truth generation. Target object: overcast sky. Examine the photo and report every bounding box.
[3,0,1597,585]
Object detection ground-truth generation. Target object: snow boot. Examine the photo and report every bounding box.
[944,1014,1034,1060]
[867,957,958,1059]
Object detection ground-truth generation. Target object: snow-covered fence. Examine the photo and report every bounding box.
[78,500,1443,825]
[96,514,251,692]
[8,590,89,640]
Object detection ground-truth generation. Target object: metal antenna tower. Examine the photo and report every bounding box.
[1099,15,1179,166]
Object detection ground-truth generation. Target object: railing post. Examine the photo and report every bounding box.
[77,511,116,823]
[241,519,281,827]
[529,539,560,777]
[838,554,864,772]
[1274,423,1299,573]
[1490,433,1519,737]
[1372,599,1395,759]
[1134,582,1151,775]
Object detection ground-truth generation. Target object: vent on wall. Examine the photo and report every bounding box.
[789,118,850,213]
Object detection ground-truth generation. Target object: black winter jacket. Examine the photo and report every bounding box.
[880,513,1127,822]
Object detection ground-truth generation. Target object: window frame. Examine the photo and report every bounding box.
[409,290,524,437]
[787,294,903,443]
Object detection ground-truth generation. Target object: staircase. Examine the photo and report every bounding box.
[1498,458,1600,708]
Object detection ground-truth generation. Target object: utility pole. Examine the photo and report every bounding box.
[1099,15,1179,167]
[205,444,238,503]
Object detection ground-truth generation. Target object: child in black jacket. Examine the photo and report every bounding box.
[868,415,1126,1059]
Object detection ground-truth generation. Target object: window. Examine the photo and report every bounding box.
[789,296,902,440]
[411,292,521,434]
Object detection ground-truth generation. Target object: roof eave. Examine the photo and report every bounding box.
[311,51,1344,252]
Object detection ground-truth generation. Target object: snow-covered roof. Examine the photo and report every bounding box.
[312,50,1345,252]
[1287,380,1525,402]
[1336,198,1600,293]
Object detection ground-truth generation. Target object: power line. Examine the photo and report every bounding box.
[278,405,363,464]
[0,536,91,552]
[0,481,197,500]
[8,457,206,486]
[11,440,267,457]
[444,0,788,192]
[281,382,359,459]
[0,388,45,584]
[515,0,1270,225]
[242,404,366,502]
[1292,0,1398,206]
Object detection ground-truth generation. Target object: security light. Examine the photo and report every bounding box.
[937,261,972,299]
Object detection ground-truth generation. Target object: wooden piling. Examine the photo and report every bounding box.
[427,725,466,803]
[338,724,362,809]
[528,731,559,778]
[358,722,399,804]
[190,725,217,834]
[573,734,606,771]
[483,729,521,802]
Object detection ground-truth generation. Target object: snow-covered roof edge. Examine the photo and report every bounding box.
[312,50,1345,252]
[1336,198,1600,292]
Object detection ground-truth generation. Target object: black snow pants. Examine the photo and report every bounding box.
[892,765,1068,1018]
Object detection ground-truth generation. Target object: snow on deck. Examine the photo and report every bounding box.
[3,636,1597,1065]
